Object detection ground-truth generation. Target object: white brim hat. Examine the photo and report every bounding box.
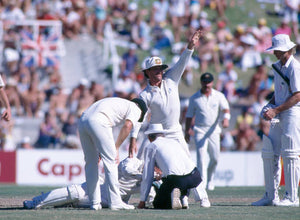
[145,124,166,135]
[142,56,168,72]
[266,34,296,52]
[240,34,257,46]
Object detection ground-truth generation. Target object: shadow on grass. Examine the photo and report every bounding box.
[0,207,25,210]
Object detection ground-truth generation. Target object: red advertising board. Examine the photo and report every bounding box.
[0,151,16,183]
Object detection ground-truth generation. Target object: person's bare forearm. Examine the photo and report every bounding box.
[115,120,133,150]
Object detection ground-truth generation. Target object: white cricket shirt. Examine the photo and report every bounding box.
[273,55,300,107]
[186,89,230,128]
[140,137,195,201]
[83,97,141,127]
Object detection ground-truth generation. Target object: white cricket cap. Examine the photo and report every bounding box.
[142,57,168,72]
[266,34,296,52]
[145,124,166,135]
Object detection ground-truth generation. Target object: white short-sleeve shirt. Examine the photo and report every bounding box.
[186,89,230,128]
[273,56,300,107]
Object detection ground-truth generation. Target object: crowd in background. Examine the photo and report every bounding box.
[0,0,299,152]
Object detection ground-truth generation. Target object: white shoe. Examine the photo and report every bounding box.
[207,182,215,191]
[147,186,156,204]
[110,202,135,210]
[91,204,102,210]
[180,195,189,209]
[251,193,279,206]
[275,196,299,207]
[171,188,182,209]
[200,197,211,208]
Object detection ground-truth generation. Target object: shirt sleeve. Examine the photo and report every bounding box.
[290,60,300,93]
[130,94,149,138]
[219,92,230,111]
[185,96,195,118]
[165,49,193,83]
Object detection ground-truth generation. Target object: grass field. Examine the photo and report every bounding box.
[1,184,299,220]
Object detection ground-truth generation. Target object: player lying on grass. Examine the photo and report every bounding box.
[23,157,157,209]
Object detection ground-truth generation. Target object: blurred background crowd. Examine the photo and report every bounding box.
[0,0,299,152]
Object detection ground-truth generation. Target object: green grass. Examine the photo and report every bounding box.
[1,185,299,220]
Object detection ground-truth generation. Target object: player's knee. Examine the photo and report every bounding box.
[67,184,81,201]
[281,135,299,159]
[262,135,274,159]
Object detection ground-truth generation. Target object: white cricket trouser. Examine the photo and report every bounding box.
[194,126,220,188]
[262,121,282,200]
[78,113,123,207]
[279,109,300,201]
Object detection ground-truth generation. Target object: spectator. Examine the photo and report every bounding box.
[76,87,95,117]
[218,33,235,63]
[215,19,232,44]
[89,80,105,101]
[282,0,299,39]
[120,43,138,74]
[61,112,80,149]
[18,136,34,149]
[246,64,273,103]
[131,13,151,50]
[62,112,78,136]
[250,92,269,139]
[61,4,81,39]
[34,111,62,149]
[49,85,69,122]
[3,29,20,74]
[113,70,141,99]
[5,78,23,116]
[240,33,262,71]
[16,66,31,97]
[152,25,174,50]
[198,32,220,73]
[198,11,212,33]
[1,0,25,22]
[231,106,260,151]
[67,78,90,114]
[216,61,238,103]
[168,0,187,42]
[150,0,169,27]
[274,17,292,37]
[22,80,45,118]
[250,18,272,52]
[94,0,108,42]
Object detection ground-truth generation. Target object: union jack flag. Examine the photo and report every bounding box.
[20,30,60,68]
[16,20,64,68]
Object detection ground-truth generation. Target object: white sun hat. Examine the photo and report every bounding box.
[240,34,257,46]
[266,34,296,52]
[142,57,168,72]
[145,124,166,135]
